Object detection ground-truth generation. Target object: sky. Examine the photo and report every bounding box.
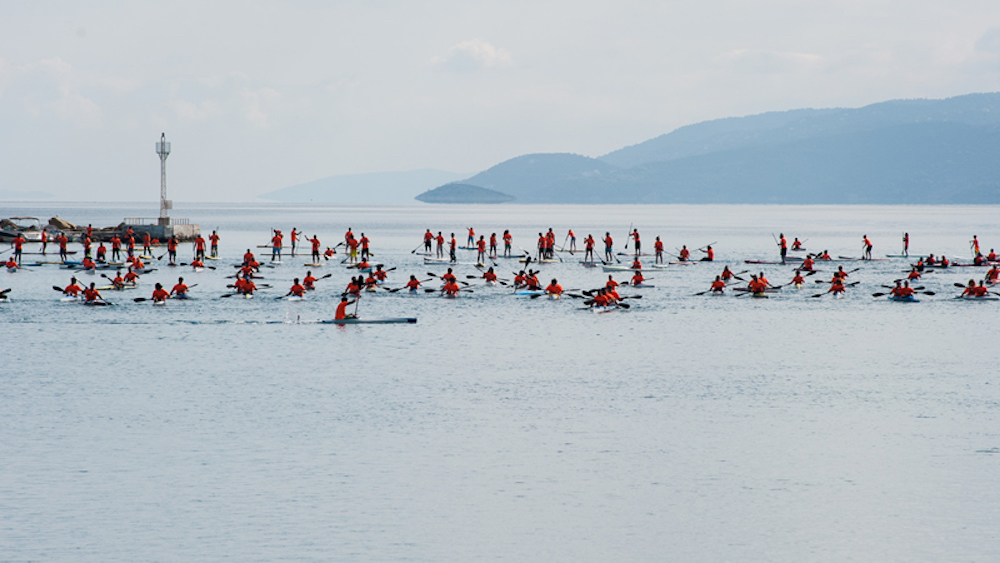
[3,0,1000,202]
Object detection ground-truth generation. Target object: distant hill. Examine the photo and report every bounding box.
[416,93,1000,204]
[415,183,514,203]
[261,169,465,205]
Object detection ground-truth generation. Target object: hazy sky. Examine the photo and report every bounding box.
[3,0,1000,202]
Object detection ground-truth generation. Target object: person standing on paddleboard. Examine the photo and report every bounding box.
[449,233,457,263]
[503,230,512,257]
[210,230,220,258]
[423,229,433,253]
[778,233,787,264]
[603,232,614,262]
[902,232,909,257]
[654,237,664,264]
[436,232,445,258]
[167,235,178,265]
[863,235,873,260]
[629,229,641,257]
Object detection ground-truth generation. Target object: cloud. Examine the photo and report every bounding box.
[431,39,513,72]
[716,49,823,74]
[975,28,1000,55]
[241,87,281,128]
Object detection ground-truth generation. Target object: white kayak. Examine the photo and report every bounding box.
[321,317,417,324]
[602,265,641,272]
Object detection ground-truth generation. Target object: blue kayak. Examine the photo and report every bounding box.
[888,295,919,303]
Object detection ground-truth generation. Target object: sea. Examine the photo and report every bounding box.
[2,202,998,562]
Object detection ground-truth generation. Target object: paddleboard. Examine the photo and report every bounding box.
[321,317,417,324]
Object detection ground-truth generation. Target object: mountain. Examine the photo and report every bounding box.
[261,169,465,205]
[415,183,514,203]
[416,93,1000,204]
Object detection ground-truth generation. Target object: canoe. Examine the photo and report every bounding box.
[321,317,418,324]
[888,295,919,303]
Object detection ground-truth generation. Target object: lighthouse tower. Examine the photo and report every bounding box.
[155,132,171,226]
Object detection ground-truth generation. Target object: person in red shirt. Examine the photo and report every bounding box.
[631,258,642,270]
[57,233,69,261]
[82,235,92,258]
[700,245,714,262]
[502,230,512,257]
[602,232,614,262]
[83,282,103,303]
[513,270,526,287]
[309,235,321,262]
[536,233,546,261]
[191,258,205,269]
[346,236,359,264]
[790,272,806,287]
[567,229,576,252]
[710,275,726,294]
[142,232,152,255]
[747,275,767,295]
[525,271,541,290]
[405,276,422,292]
[344,276,362,296]
[151,283,170,303]
[441,268,457,284]
[482,267,498,284]
[423,229,434,253]
[344,228,354,244]
[592,288,610,307]
[324,247,335,260]
[209,230,220,257]
[489,233,498,258]
[477,236,487,264]
[940,255,950,268]
[833,266,848,280]
[12,234,25,265]
[441,280,461,296]
[170,277,189,298]
[335,295,357,319]
[720,266,735,281]
[436,232,445,258]
[907,267,921,281]
[167,235,178,264]
[124,268,140,284]
[545,278,563,296]
[449,234,457,263]
[605,275,619,290]
[986,265,999,283]
[289,228,299,257]
[800,256,815,271]
[193,235,206,261]
[96,243,107,262]
[629,229,641,257]
[862,235,873,260]
[545,229,556,259]
[110,234,122,261]
[988,249,998,262]
[359,233,370,260]
[827,278,846,296]
[303,271,318,290]
[654,237,664,264]
[111,270,125,289]
[356,258,370,271]
[791,237,803,251]
[80,256,96,270]
[235,274,257,295]
[678,245,690,261]
[778,233,787,264]
[961,280,978,297]
[286,278,306,298]
[63,277,82,297]
[466,227,475,247]
[630,271,645,286]
[270,230,283,262]
[5,257,18,269]
[126,234,135,258]
[372,265,388,282]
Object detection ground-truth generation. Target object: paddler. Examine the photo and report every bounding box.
[827,278,846,296]
[546,228,556,259]
[194,234,207,261]
[986,265,999,283]
[631,257,642,270]
[988,249,997,262]
[678,245,690,261]
[568,229,577,252]
[902,232,909,257]
[974,253,986,266]
[405,275,422,292]
[654,237,664,264]
[720,265,735,281]
[57,232,69,261]
[960,280,981,297]
[791,237,803,251]
[307,235,321,263]
[142,232,152,255]
[591,288,610,307]
[536,232,546,260]
[503,230,512,257]
[629,229,641,257]
[890,281,915,298]
[699,245,714,261]
[123,267,140,285]
[286,278,306,298]
[940,255,950,268]
[191,258,205,269]
[545,278,563,296]
[324,247,335,260]
[467,227,475,247]
[12,233,25,265]
[303,271,317,290]
[441,279,461,297]
[584,234,596,263]
[818,250,831,260]
[778,233,787,264]
[372,265,388,283]
[834,266,848,280]
[514,270,527,288]
[80,256,96,271]
[862,235,873,260]
[126,233,135,258]
[346,234,358,264]
[344,276,362,296]
[630,270,645,286]
[441,268,457,284]
[972,235,981,256]
[449,233,457,263]
[525,271,541,290]
[436,231,445,258]
[359,233,370,260]
[5,257,18,270]
[290,228,299,257]
[335,295,357,320]
[423,229,434,253]
[477,235,487,264]
[111,234,122,261]
[602,232,614,262]
[356,258,370,271]
[790,272,806,287]
[489,233,498,257]
[800,256,815,271]
[83,282,103,304]
[167,235,178,264]
[209,230,220,257]
[363,273,378,290]
[63,277,82,297]
[111,270,125,289]
[605,275,619,290]
[96,243,108,263]
[710,275,726,294]
[170,277,189,298]
[757,271,772,288]
[483,267,498,284]
[747,275,768,295]
[151,283,169,303]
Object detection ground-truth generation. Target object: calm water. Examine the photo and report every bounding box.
[2,202,999,561]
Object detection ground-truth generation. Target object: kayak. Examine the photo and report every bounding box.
[84,300,113,306]
[888,295,919,303]
[515,290,545,296]
[580,261,599,268]
[630,283,656,288]
[96,284,138,291]
[153,300,167,307]
[668,261,697,266]
[303,262,325,267]
[955,295,1000,301]
[591,305,620,313]
[602,265,640,272]
[286,295,305,301]
[60,295,82,302]
[322,317,418,324]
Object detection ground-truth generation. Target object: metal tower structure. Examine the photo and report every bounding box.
[155,132,171,225]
